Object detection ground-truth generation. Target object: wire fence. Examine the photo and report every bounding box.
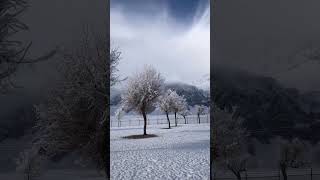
[110,114,210,127]
[215,167,320,180]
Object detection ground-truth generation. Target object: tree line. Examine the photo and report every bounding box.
[115,66,208,135]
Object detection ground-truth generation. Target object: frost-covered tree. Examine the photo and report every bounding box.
[279,138,308,180]
[122,65,164,135]
[195,105,206,124]
[16,149,45,180]
[115,106,125,127]
[158,89,175,129]
[171,92,187,127]
[179,109,190,124]
[0,0,56,93]
[212,108,249,180]
[178,96,189,124]
[28,28,116,179]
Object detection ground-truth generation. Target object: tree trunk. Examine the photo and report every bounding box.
[183,116,187,124]
[101,113,109,179]
[198,114,201,124]
[175,112,177,126]
[142,111,147,135]
[166,112,171,129]
[228,165,242,180]
[236,172,242,180]
[281,165,287,180]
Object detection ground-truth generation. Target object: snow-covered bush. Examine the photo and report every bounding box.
[122,65,164,135]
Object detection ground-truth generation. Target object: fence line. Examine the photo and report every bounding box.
[215,167,320,180]
[110,114,210,127]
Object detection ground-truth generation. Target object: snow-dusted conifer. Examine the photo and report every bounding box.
[122,65,164,135]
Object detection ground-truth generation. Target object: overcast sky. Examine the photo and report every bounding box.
[214,0,320,92]
[111,0,210,89]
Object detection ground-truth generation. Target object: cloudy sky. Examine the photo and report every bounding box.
[214,0,320,92]
[111,0,210,89]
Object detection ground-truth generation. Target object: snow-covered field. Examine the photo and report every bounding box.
[111,123,210,180]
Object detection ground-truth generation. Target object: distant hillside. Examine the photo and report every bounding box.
[165,83,209,106]
[110,83,209,107]
[213,67,320,143]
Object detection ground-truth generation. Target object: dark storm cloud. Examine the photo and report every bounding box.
[112,0,209,26]
[213,0,320,92]
[111,0,210,88]
[0,0,108,117]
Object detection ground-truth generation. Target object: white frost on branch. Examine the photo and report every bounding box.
[158,89,175,114]
[122,65,164,114]
[115,106,125,122]
[121,65,164,134]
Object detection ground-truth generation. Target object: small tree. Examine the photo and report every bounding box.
[279,138,308,180]
[212,108,249,180]
[158,89,175,129]
[171,92,187,127]
[115,106,125,127]
[195,105,206,124]
[16,149,44,180]
[180,109,190,124]
[122,65,164,135]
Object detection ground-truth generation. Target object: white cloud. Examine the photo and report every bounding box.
[111,4,210,88]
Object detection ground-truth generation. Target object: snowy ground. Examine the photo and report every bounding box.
[111,123,210,180]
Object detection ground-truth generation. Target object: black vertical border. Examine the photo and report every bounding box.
[210,0,216,179]
[105,0,111,179]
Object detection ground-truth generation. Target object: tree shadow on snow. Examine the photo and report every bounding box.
[160,127,172,129]
[122,134,158,139]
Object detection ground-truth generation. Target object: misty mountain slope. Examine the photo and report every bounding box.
[213,67,320,143]
[165,83,209,106]
[111,83,209,107]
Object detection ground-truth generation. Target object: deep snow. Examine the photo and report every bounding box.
[111,123,210,180]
